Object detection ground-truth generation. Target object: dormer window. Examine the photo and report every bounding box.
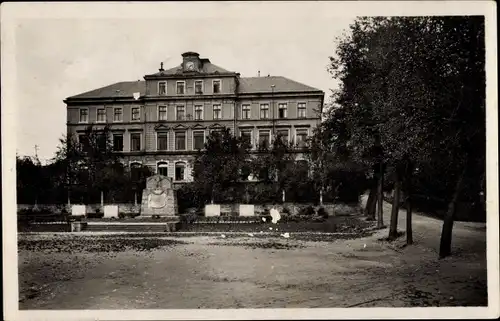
[213,80,221,94]
[158,82,166,96]
[176,81,185,95]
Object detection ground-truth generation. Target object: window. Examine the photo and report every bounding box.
[130,162,142,182]
[258,130,271,148]
[213,104,222,120]
[277,129,289,144]
[157,132,168,151]
[194,105,203,120]
[130,133,141,151]
[158,106,167,121]
[298,102,307,118]
[176,81,185,95]
[193,131,205,150]
[260,104,270,119]
[131,107,141,121]
[97,133,107,151]
[296,129,308,147]
[79,108,89,123]
[157,162,168,176]
[195,80,203,94]
[213,80,221,94]
[296,160,310,178]
[210,128,224,136]
[240,162,252,181]
[113,133,123,151]
[175,131,186,150]
[278,103,288,119]
[241,105,251,119]
[96,108,106,123]
[78,134,89,148]
[175,162,186,181]
[176,105,185,120]
[240,130,252,147]
[158,82,166,96]
[113,108,123,122]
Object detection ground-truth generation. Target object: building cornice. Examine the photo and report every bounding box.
[114,148,311,157]
[64,97,146,105]
[67,118,319,127]
[142,94,238,101]
[64,91,324,106]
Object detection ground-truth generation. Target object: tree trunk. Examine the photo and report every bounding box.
[439,164,467,258]
[403,158,414,245]
[405,169,413,245]
[388,169,401,240]
[376,162,385,228]
[365,182,377,220]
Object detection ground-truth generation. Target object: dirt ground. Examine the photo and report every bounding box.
[18,200,487,309]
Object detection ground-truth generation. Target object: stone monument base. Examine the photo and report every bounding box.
[140,175,179,217]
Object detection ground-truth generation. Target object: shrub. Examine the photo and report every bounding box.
[311,215,326,222]
[118,212,138,219]
[194,216,261,223]
[86,209,104,219]
[299,205,315,216]
[180,213,198,224]
[282,207,291,216]
[283,215,299,222]
[317,207,328,219]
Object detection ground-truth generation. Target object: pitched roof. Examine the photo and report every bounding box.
[66,81,146,100]
[238,76,322,94]
[66,76,323,100]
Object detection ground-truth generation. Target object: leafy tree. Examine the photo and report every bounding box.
[53,125,136,203]
[326,16,485,254]
[16,156,43,204]
[192,128,250,203]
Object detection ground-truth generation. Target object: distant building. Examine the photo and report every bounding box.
[64,51,324,185]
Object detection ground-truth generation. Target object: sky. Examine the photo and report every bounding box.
[9,2,358,162]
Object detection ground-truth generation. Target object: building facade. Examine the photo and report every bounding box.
[65,52,324,185]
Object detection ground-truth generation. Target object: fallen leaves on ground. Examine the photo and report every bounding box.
[18,237,188,253]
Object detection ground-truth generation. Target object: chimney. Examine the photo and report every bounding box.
[258,70,260,77]
[159,62,164,72]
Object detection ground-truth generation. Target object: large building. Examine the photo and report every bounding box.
[65,52,324,185]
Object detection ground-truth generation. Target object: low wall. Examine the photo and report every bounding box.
[203,203,361,217]
[19,202,362,217]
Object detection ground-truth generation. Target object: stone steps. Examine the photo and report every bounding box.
[84,222,179,232]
